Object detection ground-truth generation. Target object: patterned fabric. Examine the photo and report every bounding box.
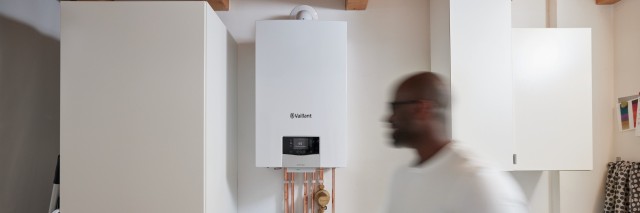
[630,162,640,212]
[606,162,618,212]
[605,161,640,213]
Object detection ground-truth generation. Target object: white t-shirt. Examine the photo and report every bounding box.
[385,143,528,213]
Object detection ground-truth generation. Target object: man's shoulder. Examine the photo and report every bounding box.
[446,143,496,173]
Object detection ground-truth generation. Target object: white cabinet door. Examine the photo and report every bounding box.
[445,0,515,170]
[512,28,593,171]
[61,2,238,213]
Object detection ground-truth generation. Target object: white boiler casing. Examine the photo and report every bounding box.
[255,20,347,168]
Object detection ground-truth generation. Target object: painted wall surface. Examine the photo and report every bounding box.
[205,7,239,213]
[0,15,60,213]
[613,0,640,162]
[0,0,60,39]
[511,0,546,28]
[216,0,429,212]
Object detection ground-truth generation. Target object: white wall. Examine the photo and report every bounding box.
[0,0,60,39]
[0,2,61,213]
[205,8,239,213]
[216,0,429,212]
[511,0,546,28]
[0,15,60,213]
[613,0,640,162]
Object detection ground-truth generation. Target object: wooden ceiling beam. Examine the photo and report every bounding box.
[345,0,368,10]
[207,0,229,11]
[68,0,229,11]
[596,0,621,5]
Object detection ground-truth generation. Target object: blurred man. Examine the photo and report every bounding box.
[385,72,527,213]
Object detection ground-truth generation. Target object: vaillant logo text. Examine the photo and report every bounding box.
[290,113,312,119]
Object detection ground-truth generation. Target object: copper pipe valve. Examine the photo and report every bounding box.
[314,184,330,213]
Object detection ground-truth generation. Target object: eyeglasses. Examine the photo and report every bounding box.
[389,100,423,111]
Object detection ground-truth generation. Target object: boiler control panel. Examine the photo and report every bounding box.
[282,137,319,156]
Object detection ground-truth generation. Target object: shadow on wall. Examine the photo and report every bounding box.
[226,31,239,210]
[0,15,60,213]
[511,171,544,200]
[236,43,286,213]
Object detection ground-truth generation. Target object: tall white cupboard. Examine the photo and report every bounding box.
[60,2,238,213]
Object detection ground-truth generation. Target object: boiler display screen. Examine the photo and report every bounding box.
[283,137,319,155]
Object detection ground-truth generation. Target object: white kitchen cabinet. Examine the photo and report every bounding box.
[60,2,238,213]
[512,28,593,171]
[431,0,515,170]
[430,0,592,171]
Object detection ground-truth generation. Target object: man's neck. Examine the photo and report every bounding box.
[414,140,451,166]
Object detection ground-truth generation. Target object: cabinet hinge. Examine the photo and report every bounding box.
[513,154,517,165]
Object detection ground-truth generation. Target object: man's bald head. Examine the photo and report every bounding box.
[388,72,449,149]
[395,72,449,109]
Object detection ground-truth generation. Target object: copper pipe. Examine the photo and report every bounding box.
[291,172,295,213]
[303,173,308,213]
[332,168,335,213]
[311,171,316,213]
[319,168,324,213]
[304,172,313,213]
[284,169,289,213]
